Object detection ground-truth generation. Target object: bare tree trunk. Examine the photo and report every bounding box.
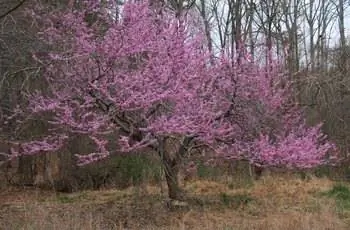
[338,0,346,71]
[199,0,214,63]
[234,0,242,62]
[290,0,300,73]
[17,155,34,185]
[163,156,183,200]
[157,136,192,200]
[338,0,345,49]
[158,137,183,200]
[248,0,255,62]
[304,0,316,70]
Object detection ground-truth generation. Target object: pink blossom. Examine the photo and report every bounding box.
[13,0,338,169]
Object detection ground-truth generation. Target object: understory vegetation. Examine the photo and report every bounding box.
[1,173,350,230]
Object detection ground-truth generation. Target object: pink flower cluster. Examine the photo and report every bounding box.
[20,0,338,168]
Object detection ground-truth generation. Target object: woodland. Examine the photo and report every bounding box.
[0,0,350,229]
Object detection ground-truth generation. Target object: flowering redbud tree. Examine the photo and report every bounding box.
[11,0,337,200]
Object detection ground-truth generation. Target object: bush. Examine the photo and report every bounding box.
[62,153,162,191]
[322,183,350,211]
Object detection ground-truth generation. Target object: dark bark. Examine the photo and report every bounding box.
[199,0,214,64]
[157,137,183,200]
[17,155,34,185]
[253,165,264,180]
[157,136,193,200]
[0,0,27,20]
[164,157,183,200]
[338,0,345,50]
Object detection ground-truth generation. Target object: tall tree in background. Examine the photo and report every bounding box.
[198,0,214,62]
[0,0,49,184]
[338,0,346,50]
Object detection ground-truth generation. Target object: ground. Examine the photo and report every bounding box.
[0,174,349,230]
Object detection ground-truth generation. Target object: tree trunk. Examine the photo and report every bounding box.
[338,0,345,50]
[157,137,184,200]
[163,156,184,200]
[199,0,214,64]
[157,136,193,200]
[17,155,34,185]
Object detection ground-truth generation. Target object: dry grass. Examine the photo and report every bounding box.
[0,174,349,230]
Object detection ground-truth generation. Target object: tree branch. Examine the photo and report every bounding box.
[0,0,27,20]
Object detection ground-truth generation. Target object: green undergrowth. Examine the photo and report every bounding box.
[220,192,255,208]
[321,183,350,217]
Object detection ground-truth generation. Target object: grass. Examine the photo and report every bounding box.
[219,192,254,208]
[321,183,350,222]
[0,174,349,229]
[323,183,350,201]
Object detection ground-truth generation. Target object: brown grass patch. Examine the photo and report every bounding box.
[0,174,348,229]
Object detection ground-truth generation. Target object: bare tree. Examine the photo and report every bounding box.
[198,0,214,62]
